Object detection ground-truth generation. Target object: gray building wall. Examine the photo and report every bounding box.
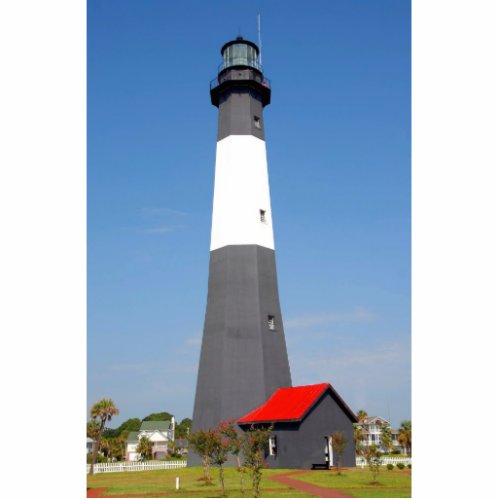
[245,390,356,470]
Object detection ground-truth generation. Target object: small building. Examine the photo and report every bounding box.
[126,418,175,461]
[238,383,357,469]
[357,415,402,452]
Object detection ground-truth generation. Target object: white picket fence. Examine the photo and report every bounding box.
[356,456,411,467]
[87,460,187,474]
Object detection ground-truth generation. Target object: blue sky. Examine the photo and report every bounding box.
[88,0,411,428]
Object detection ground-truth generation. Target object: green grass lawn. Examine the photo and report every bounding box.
[87,466,411,498]
[298,467,412,498]
[87,466,310,498]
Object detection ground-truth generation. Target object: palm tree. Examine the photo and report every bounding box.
[356,409,368,424]
[381,424,393,453]
[353,423,365,456]
[397,420,411,456]
[89,398,119,474]
[114,434,127,461]
[136,435,153,461]
[100,437,111,461]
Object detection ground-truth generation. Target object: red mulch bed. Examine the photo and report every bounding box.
[87,489,107,498]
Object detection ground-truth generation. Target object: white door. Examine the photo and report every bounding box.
[325,436,333,466]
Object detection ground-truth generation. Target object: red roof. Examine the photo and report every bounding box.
[238,382,356,424]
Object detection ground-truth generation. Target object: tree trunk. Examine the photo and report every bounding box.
[236,455,244,495]
[90,420,106,475]
[219,464,225,496]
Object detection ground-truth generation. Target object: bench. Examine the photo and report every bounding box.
[311,463,329,470]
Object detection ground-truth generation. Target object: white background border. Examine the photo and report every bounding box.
[0,1,498,499]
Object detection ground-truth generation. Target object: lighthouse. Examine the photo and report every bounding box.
[191,37,292,436]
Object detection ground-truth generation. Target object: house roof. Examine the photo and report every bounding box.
[238,382,357,424]
[364,416,390,426]
[139,421,171,432]
[127,431,139,443]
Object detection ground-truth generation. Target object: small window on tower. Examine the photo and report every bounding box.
[268,315,276,331]
[254,115,261,129]
[260,209,266,223]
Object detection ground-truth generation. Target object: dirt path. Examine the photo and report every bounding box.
[268,470,354,498]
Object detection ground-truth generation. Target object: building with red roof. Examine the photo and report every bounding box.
[238,382,357,469]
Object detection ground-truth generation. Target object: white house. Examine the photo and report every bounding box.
[126,418,175,461]
[358,416,401,452]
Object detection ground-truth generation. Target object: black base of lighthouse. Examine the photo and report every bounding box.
[190,245,292,437]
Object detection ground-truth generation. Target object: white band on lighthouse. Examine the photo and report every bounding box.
[210,135,275,251]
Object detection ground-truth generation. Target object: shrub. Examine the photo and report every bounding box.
[392,449,401,455]
[396,462,405,470]
[242,425,273,498]
[408,464,412,469]
[386,463,394,470]
[87,453,106,464]
[362,445,382,483]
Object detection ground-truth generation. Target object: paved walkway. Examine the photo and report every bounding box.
[268,470,354,498]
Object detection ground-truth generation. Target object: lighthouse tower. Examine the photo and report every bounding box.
[191,37,292,435]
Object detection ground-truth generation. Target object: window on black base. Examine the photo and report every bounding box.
[267,315,276,331]
[254,115,261,129]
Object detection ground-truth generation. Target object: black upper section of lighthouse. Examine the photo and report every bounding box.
[211,37,271,141]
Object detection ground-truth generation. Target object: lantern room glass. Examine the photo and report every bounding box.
[222,43,260,71]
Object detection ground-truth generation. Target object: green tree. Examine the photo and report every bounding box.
[167,439,181,459]
[89,398,119,474]
[136,435,153,461]
[363,444,382,483]
[100,437,111,460]
[381,424,393,453]
[188,429,217,483]
[117,418,142,435]
[176,418,192,439]
[219,420,245,495]
[353,423,365,456]
[108,435,126,461]
[100,418,142,440]
[330,431,347,474]
[356,409,368,424]
[143,412,173,422]
[241,425,273,498]
[204,425,233,496]
[87,419,99,439]
[397,420,411,456]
